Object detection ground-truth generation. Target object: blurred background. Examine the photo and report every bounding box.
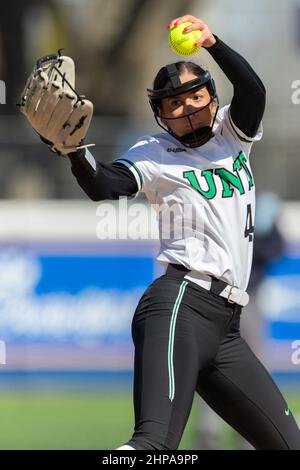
[0,0,299,450]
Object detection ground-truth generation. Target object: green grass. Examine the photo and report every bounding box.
[0,390,197,450]
[0,390,298,449]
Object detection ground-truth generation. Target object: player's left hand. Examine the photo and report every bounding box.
[167,15,217,48]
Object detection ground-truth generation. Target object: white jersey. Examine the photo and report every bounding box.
[114,105,263,290]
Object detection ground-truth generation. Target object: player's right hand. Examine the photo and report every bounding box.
[167,14,217,48]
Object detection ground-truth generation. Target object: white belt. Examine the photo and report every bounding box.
[183,271,250,307]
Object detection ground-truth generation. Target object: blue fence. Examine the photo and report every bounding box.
[0,242,299,376]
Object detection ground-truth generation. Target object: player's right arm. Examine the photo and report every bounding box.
[205,37,266,140]
[172,15,266,141]
[69,148,138,201]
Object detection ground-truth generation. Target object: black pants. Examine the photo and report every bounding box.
[126,266,300,450]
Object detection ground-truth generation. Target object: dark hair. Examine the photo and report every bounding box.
[153,61,208,91]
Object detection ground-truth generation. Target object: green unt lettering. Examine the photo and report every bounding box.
[183,152,254,200]
[215,168,245,197]
[233,151,254,190]
[183,169,217,200]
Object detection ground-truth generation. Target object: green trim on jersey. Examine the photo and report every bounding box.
[116,158,144,189]
[183,170,217,200]
[228,110,253,143]
[168,280,188,402]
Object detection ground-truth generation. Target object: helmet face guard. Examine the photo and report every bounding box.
[147,64,219,148]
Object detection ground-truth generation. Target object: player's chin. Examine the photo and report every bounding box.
[180,122,205,135]
[190,120,206,129]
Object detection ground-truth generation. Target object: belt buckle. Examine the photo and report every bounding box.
[227,285,237,304]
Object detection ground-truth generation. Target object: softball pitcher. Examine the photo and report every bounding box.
[19,14,300,450]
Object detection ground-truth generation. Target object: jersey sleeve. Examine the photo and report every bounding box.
[113,136,161,194]
[215,104,263,153]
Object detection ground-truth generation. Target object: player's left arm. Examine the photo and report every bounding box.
[69,148,139,201]
[171,15,266,139]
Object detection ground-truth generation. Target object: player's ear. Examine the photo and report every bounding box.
[157,106,168,127]
[210,97,218,114]
[161,117,170,129]
[161,117,168,127]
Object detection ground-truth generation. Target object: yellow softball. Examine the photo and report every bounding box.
[169,22,202,56]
